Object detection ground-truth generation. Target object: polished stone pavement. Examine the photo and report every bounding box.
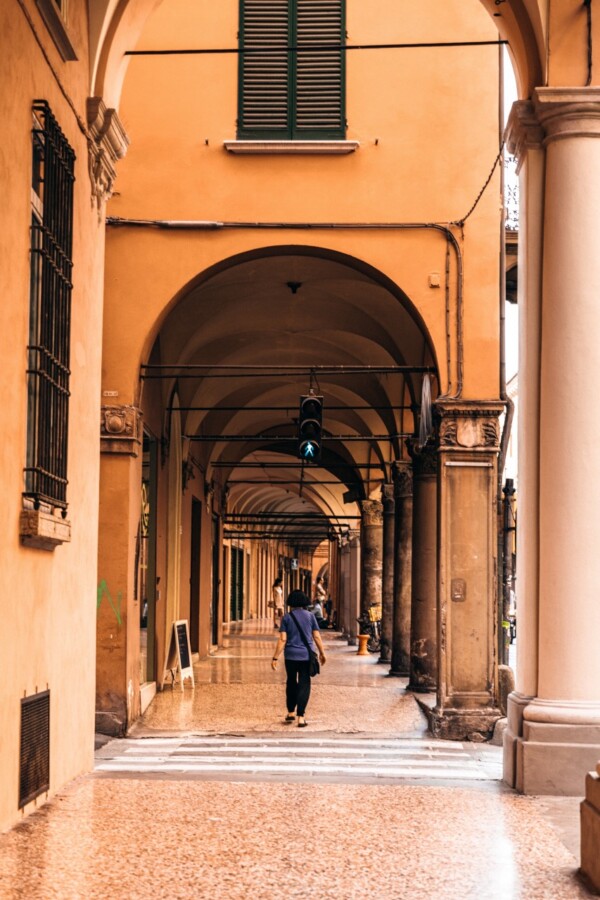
[0,621,592,899]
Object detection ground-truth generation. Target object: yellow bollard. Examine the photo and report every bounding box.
[357,634,370,656]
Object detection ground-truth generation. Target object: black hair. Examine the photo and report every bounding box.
[287,590,310,609]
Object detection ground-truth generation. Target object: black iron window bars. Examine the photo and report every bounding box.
[24,101,75,511]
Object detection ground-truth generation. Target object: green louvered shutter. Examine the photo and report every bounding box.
[238,0,345,139]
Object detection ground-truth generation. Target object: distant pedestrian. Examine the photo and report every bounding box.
[271,577,284,628]
[271,590,326,727]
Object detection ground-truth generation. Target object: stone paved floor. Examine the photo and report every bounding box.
[0,622,592,899]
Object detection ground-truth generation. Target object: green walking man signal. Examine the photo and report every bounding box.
[297,393,323,463]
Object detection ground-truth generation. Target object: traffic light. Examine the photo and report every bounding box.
[297,394,323,462]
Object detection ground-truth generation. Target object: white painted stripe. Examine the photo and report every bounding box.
[122,737,466,750]
[104,754,480,769]
[95,761,490,779]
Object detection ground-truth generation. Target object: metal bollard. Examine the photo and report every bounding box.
[357,634,370,655]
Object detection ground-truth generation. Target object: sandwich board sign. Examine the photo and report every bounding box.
[162,619,195,691]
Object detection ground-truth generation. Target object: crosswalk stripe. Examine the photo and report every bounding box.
[96,735,502,783]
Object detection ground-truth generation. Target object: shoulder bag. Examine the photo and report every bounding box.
[289,611,320,677]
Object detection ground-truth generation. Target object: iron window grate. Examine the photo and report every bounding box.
[24,100,75,511]
[19,690,50,808]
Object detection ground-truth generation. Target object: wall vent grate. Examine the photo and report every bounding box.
[19,690,50,808]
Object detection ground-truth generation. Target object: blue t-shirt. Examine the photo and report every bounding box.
[280,609,318,661]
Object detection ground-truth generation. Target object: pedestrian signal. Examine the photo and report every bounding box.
[298,394,323,463]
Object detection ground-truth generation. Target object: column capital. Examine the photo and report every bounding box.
[407,439,438,477]
[435,400,504,453]
[360,499,383,527]
[506,89,600,169]
[533,86,600,144]
[381,483,395,511]
[392,460,413,498]
[101,405,143,456]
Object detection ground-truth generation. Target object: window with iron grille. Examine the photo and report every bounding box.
[238,0,346,139]
[25,101,75,512]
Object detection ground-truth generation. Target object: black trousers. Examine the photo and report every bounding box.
[285,658,311,716]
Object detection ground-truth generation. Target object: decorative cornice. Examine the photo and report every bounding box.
[360,499,383,527]
[435,401,503,452]
[87,98,129,214]
[505,100,543,171]
[101,405,142,456]
[20,509,71,550]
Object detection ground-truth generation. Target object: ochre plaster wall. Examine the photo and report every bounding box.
[0,1,104,831]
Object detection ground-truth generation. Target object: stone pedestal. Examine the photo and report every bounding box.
[360,500,383,615]
[581,763,600,892]
[431,402,503,740]
[97,405,144,736]
[378,484,395,664]
[408,443,437,692]
[390,462,413,677]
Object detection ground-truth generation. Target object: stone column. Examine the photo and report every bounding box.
[347,531,361,645]
[378,484,395,663]
[390,462,413,677]
[504,100,544,787]
[359,500,383,617]
[97,405,143,736]
[431,402,504,740]
[339,540,351,638]
[506,89,600,796]
[408,443,438,692]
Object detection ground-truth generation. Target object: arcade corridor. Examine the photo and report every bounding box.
[0,624,589,899]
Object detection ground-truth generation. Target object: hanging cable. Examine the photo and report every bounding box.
[584,0,593,86]
[454,142,505,227]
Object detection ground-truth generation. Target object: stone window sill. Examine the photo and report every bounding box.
[20,507,71,550]
[223,140,359,156]
[36,0,78,61]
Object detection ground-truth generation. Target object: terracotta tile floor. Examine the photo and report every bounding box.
[0,622,592,899]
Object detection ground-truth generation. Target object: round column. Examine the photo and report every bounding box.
[390,463,413,676]
[359,500,383,616]
[378,484,395,663]
[408,445,437,692]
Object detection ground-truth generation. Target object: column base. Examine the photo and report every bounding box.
[505,694,600,795]
[581,767,600,892]
[430,705,502,742]
[388,667,410,677]
[407,674,436,693]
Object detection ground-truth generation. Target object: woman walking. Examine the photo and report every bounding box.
[271,590,326,727]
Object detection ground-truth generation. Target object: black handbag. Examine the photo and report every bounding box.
[290,611,320,677]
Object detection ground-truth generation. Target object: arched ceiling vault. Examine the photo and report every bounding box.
[151,249,436,545]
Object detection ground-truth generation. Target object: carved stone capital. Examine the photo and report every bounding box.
[381,483,395,514]
[101,405,142,456]
[533,86,600,144]
[506,89,600,171]
[360,499,383,527]
[87,98,129,214]
[407,438,439,477]
[392,461,413,498]
[435,401,504,452]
